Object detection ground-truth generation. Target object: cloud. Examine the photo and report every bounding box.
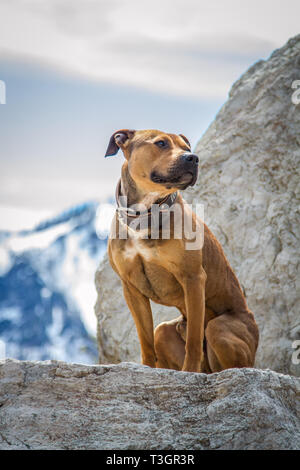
[0,175,115,210]
[1,0,299,99]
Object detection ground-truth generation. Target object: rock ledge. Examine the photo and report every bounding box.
[0,359,299,450]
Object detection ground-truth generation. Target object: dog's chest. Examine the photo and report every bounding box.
[124,238,152,261]
[118,239,184,306]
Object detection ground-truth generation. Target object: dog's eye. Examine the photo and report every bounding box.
[155,140,168,148]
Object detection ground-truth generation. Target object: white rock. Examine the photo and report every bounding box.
[0,359,299,450]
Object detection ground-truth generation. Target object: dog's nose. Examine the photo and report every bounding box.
[181,153,199,164]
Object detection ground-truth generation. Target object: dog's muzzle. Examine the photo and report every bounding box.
[151,153,199,189]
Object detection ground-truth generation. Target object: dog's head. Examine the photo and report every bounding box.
[105,129,198,193]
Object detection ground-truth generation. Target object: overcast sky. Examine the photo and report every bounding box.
[0,0,299,226]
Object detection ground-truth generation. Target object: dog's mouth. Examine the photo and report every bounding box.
[151,168,198,190]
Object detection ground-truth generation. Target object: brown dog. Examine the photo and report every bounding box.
[105,129,259,373]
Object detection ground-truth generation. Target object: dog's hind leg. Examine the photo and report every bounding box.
[154,316,185,371]
[154,315,212,372]
[205,311,259,372]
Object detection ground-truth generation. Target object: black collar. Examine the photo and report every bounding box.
[115,178,178,227]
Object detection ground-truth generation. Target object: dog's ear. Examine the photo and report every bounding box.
[179,134,191,149]
[104,129,135,157]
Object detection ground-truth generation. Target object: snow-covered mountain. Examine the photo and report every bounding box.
[0,201,114,364]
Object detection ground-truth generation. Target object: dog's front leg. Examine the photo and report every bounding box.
[181,270,206,373]
[122,281,156,368]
